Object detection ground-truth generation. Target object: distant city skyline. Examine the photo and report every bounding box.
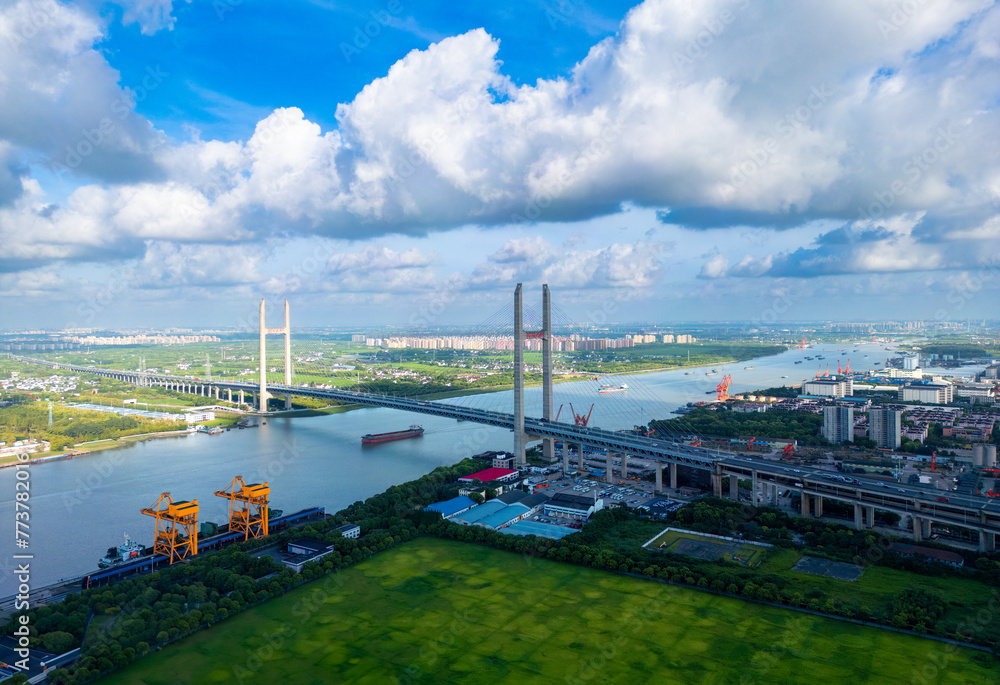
[1,1,998,328]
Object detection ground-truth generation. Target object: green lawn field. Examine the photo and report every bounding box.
[647,528,767,567]
[97,537,998,685]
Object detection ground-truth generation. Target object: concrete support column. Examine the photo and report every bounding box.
[227,388,232,402]
[729,474,738,500]
[979,531,996,553]
[577,444,584,469]
[920,518,932,539]
[214,386,219,400]
[562,442,569,473]
[711,474,722,497]
[913,516,924,542]
[621,452,628,480]
[854,503,863,529]
[238,390,244,406]
[800,491,810,517]
[605,452,614,484]
[814,496,823,518]
[865,506,875,528]
[670,462,678,490]
[751,471,759,505]
[655,463,663,493]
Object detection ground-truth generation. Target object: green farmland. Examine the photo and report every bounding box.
[98,538,997,685]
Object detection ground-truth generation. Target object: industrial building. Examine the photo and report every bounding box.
[458,467,520,483]
[802,377,853,398]
[425,496,478,519]
[334,523,361,539]
[901,379,954,404]
[542,493,604,521]
[283,537,336,573]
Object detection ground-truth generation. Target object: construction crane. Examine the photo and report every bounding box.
[781,444,796,460]
[215,476,270,540]
[556,403,594,427]
[930,450,937,472]
[715,374,733,401]
[141,493,199,564]
[747,436,756,452]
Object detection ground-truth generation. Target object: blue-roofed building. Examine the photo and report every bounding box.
[451,500,507,525]
[425,496,477,519]
[476,503,531,530]
[504,520,578,540]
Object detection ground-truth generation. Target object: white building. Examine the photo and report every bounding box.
[901,380,953,405]
[543,493,604,521]
[803,377,853,398]
[903,355,920,370]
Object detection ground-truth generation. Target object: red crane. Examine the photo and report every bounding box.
[930,450,937,472]
[837,360,843,375]
[781,444,795,460]
[845,358,851,374]
[555,403,594,427]
[716,374,733,401]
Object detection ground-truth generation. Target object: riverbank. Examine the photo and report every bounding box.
[0,428,198,468]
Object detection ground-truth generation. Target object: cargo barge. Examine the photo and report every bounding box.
[361,425,424,444]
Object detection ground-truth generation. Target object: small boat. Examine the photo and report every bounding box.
[744,366,754,370]
[684,371,695,375]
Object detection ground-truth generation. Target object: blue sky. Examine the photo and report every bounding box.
[1,0,999,329]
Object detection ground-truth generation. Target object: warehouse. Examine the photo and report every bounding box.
[425,496,478,519]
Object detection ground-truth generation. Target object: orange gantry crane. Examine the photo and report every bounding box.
[141,493,199,564]
[215,476,270,540]
[715,374,733,401]
[555,403,594,427]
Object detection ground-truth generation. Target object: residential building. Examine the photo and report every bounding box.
[869,407,903,449]
[823,405,854,444]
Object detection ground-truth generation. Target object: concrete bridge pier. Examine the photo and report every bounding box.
[562,442,570,473]
[577,444,584,469]
[751,471,759,505]
[621,452,628,480]
[814,495,823,517]
[605,452,614,484]
[913,517,932,542]
[980,531,996,553]
[238,390,244,406]
[711,473,722,498]
[729,474,738,499]
[227,388,232,402]
[801,491,811,517]
[214,386,219,400]
[669,462,677,490]
[655,463,662,493]
[854,503,863,529]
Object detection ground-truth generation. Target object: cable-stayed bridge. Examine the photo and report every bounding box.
[9,284,1000,551]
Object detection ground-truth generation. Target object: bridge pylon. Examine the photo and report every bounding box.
[259,298,292,411]
[513,283,554,466]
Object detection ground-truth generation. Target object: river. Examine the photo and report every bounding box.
[0,340,984,595]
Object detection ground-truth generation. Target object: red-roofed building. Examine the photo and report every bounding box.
[458,468,520,484]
